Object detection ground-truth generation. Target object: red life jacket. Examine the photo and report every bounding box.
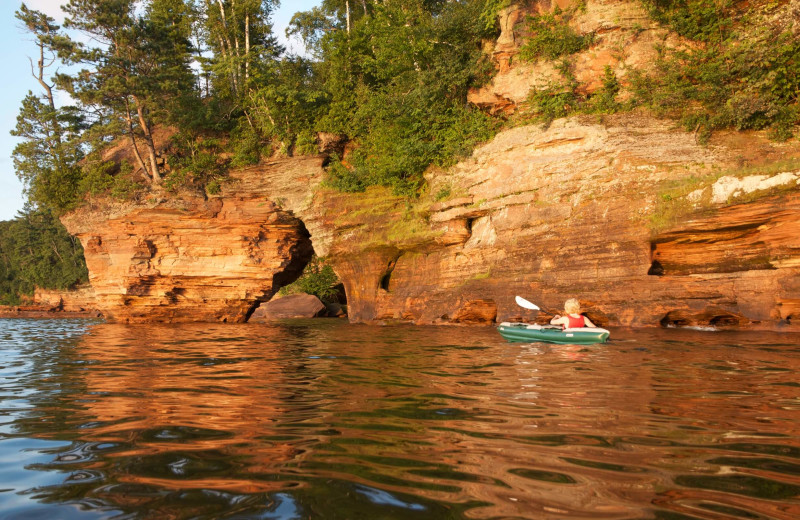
[566,314,585,328]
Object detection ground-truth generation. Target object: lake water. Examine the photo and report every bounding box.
[0,318,798,519]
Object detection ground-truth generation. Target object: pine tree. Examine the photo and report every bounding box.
[12,4,84,213]
[59,0,197,183]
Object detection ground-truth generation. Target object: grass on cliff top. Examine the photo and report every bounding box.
[326,186,440,249]
[649,157,800,233]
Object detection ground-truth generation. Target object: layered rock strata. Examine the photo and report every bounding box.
[61,157,321,322]
[62,116,800,329]
[319,116,800,330]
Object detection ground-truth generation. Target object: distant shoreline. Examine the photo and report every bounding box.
[0,306,102,319]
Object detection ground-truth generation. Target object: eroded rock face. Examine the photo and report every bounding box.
[61,158,322,323]
[319,115,800,331]
[468,0,671,114]
[34,285,98,313]
[64,118,800,330]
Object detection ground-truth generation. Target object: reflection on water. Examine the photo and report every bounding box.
[1,319,799,519]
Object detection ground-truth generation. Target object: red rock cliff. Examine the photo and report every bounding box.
[61,0,800,330]
[61,157,320,323]
[62,118,800,329]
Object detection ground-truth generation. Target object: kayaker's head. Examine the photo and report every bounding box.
[564,298,581,315]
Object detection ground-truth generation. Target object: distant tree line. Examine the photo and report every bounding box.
[0,210,88,305]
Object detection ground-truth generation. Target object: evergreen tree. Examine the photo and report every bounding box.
[59,0,197,183]
[12,4,84,213]
[0,209,88,304]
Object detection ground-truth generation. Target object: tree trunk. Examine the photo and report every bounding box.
[132,96,161,182]
[214,0,239,95]
[245,12,250,81]
[30,41,62,148]
[231,0,242,83]
[123,101,151,182]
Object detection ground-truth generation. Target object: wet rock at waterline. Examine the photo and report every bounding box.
[250,294,327,321]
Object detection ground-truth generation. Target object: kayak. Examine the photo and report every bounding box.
[497,322,610,345]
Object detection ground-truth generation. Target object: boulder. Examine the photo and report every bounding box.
[249,294,327,321]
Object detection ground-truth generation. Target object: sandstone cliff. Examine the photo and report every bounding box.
[320,116,800,330]
[60,0,800,330]
[61,157,320,323]
[61,115,800,329]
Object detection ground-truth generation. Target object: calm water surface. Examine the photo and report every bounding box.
[0,318,799,519]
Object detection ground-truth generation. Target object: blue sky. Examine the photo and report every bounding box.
[0,0,320,221]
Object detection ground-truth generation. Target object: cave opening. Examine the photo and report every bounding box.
[648,260,664,276]
[380,255,401,293]
[244,217,348,321]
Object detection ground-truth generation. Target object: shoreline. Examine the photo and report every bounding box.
[0,310,798,334]
[0,306,102,319]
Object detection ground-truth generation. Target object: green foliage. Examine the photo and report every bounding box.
[229,123,267,168]
[11,92,85,214]
[77,157,115,197]
[308,0,498,197]
[110,171,145,200]
[632,1,800,140]
[278,255,341,303]
[640,0,735,43]
[435,185,452,201]
[0,209,88,304]
[518,6,594,62]
[480,0,511,31]
[585,66,622,114]
[294,132,319,156]
[162,133,229,193]
[527,60,582,122]
[246,57,327,150]
[323,156,367,193]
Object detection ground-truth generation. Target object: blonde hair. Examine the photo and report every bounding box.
[564,298,581,314]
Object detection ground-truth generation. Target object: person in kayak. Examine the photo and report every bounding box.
[550,298,596,329]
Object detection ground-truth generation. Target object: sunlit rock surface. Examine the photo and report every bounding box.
[63,117,800,329]
[325,116,800,330]
[60,0,800,329]
[61,158,320,323]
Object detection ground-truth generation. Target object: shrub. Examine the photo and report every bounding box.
[294,132,319,156]
[585,66,622,114]
[323,156,367,193]
[519,7,594,62]
[632,1,800,140]
[279,256,341,303]
[527,60,582,122]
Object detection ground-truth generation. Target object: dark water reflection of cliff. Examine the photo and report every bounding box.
[1,319,799,519]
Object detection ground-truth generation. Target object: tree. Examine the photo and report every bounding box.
[59,0,197,183]
[12,4,84,213]
[197,0,282,102]
[0,208,88,304]
[291,0,497,196]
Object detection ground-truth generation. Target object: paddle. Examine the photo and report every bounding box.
[515,295,540,311]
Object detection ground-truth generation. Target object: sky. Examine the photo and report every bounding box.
[0,0,320,221]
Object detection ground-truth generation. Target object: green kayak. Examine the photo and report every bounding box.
[497,322,610,345]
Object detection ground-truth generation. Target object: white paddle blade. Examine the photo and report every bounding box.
[515,295,540,311]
